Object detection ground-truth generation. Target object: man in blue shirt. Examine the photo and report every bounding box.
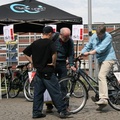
[81,24,116,110]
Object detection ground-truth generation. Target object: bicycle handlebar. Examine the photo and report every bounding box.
[16,62,30,69]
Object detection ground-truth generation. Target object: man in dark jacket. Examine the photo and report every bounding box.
[46,27,76,112]
[23,26,71,118]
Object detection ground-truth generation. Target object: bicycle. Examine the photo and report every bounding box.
[59,56,120,114]
[8,62,30,98]
[23,69,35,101]
[0,63,12,97]
[23,56,120,113]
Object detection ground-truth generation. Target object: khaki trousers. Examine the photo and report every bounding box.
[98,60,115,99]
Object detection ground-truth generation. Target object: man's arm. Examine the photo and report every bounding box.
[52,52,57,67]
[68,38,75,66]
[83,49,96,56]
[24,55,33,63]
[67,39,77,71]
[47,52,57,67]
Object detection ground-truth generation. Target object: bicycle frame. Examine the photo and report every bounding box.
[78,68,98,94]
[74,58,99,94]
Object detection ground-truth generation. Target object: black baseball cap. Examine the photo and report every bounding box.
[43,26,54,33]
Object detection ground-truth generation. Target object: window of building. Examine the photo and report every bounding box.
[19,45,29,48]
[0,54,6,57]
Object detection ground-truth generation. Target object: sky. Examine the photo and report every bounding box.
[0,0,120,24]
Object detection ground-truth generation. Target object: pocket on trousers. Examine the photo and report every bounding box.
[43,72,53,80]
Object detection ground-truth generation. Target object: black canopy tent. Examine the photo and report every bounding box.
[0,0,82,33]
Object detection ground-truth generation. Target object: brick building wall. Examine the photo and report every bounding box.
[0,23,120,69]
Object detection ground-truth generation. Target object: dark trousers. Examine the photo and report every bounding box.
[46,61,68,109]
[33,71,66,115]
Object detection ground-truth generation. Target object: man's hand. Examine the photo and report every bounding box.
[83,52,90,56]
[71,66,76,71]
[47,63,55,67]
[81,50,96,56]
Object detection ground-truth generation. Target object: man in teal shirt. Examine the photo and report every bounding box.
[81,24,116,110]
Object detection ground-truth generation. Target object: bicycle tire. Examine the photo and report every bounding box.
[108,83,120,111]
[108,89,120,111]
[1,76,10,97]
[8,78,20,98]
[23,78,34,102]
[59,77,88,114]
[107,74,120,111]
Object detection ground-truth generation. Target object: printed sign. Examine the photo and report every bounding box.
[3,24,14,42]
[72,25,84,41]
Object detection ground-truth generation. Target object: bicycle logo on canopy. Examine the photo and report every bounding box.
[10,4,46,14]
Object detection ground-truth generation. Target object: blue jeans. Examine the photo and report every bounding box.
[46,61,68,109]
[55,61,68,99]
[33,71,66,115]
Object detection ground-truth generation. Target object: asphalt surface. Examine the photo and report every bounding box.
[0,91,120,120]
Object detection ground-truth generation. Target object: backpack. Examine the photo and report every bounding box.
[52,32,60,42]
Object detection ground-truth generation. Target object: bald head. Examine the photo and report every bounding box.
[60,27,71,42]
[60,27,71,36]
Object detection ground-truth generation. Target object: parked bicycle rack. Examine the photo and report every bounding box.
[0,68,8,99]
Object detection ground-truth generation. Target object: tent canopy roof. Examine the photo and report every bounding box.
[0,0,82,33]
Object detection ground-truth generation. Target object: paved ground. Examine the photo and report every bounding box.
[0,91,120,120]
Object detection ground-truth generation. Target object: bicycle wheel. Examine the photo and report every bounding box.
[59,77,88,114]
[108,81,120,111]
[1,76,10,97]
[8,78,20,98]
[23,78,34,102]
[107,74,120,111]
[108,89,120,111]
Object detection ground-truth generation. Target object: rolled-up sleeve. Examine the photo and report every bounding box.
[95,34,112,54]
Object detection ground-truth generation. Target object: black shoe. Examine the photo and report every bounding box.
[59,111,71,118]
[46,103,53,113]
[91,96,97,102]
[46,108,53,113]
[32,113,46,119]
[96,104,107,111]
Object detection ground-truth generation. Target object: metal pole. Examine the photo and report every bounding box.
[88,0,92,77]
[0,71,1,99]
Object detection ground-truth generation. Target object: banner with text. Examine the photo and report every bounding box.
[3,24,14,42]
[72,25,84,41]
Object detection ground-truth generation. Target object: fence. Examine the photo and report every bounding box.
[110,28,120,71]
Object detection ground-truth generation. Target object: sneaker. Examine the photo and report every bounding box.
[59,111,71,118]
[32,113,46,118]
[96,104,107,111]
[95,99,108,105]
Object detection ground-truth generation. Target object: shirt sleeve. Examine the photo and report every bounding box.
[23,44,32,56]
[95,34,112,54]
[68,38,75,66]
[81,37,93,54]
